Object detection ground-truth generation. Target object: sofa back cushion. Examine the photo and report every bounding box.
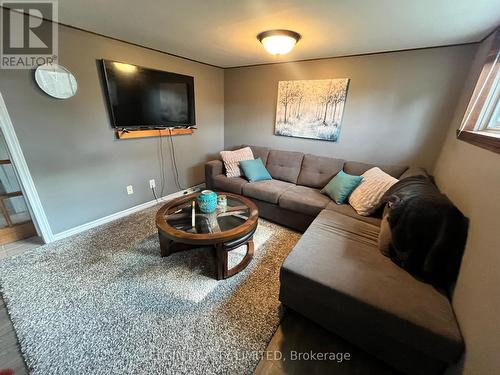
[344,161,408,179]
[297,154,345,188]
[249,145,270,165]
[266,150,304,183]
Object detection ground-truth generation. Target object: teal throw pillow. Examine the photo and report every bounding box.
[240,158,272,182]
[321,170,363,204]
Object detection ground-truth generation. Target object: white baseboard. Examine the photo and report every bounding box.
[52,184,205,241]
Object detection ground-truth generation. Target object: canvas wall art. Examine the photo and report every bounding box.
[275,78,349,142]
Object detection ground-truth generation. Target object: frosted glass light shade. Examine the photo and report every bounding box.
[257,30,301,55]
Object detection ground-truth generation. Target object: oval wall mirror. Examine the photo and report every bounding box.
[34,64,78,99]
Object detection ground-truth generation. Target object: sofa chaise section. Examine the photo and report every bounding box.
[280,209,463,375]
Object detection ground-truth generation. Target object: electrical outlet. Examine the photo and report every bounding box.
[149,179,156,189]
[126,185,134,195]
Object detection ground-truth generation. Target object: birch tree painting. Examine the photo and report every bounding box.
[275,78,349,142]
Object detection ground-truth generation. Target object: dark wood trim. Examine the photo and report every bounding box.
[0,5,491,70]
[457,130,500,154]
[0,159,11,165]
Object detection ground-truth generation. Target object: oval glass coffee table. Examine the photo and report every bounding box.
[156,192,259,280]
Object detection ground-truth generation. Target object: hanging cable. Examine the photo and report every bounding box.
[168,128,183,191]
[157,128,167,199]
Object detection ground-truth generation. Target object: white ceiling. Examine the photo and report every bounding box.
[54,0,500,68]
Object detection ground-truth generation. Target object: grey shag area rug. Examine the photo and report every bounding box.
[0,204,300,375]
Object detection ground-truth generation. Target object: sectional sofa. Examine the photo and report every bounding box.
[205,146,463,375]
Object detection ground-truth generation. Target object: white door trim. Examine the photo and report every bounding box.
[0,93,55,243]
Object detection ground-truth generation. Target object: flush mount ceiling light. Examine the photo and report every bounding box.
[257,30,301,55]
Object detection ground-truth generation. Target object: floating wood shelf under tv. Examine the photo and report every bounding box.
[115,128,194,140]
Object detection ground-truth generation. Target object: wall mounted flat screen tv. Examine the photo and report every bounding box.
[101,60,195,128]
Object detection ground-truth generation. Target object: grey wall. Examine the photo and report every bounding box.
[224,45,477,171]
[0,19,224,234]
[433,34,500,375]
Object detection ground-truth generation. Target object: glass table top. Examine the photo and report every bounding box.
[164,194,251,235]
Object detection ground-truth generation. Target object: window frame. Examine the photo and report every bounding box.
[457,29,500,154]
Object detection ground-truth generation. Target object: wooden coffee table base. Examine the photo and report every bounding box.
[159,231,255,280]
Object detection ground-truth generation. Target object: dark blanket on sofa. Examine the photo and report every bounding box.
[381,176,469,291]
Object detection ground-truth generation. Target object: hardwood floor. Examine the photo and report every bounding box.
[0,237,43,261]
[0,237,399,375]
[254,310,401,375]
[0,295,27,374]
[0,236,42,373]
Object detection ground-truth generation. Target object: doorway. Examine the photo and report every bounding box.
[0,130,37,245]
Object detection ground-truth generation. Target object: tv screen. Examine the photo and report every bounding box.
[101,60,195,128]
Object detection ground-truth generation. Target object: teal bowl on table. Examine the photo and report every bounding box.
[197,190,218,213]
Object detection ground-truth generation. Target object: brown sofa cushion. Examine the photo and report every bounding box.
[344,161,408,179]
[278,186,331,216]
[266,150,304,183]
[297,154,345,189]
[280,210,464,367]
[325,201,381,226]
[249,145,270,165]
[212,175,249,194]
[242,179,295,204]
